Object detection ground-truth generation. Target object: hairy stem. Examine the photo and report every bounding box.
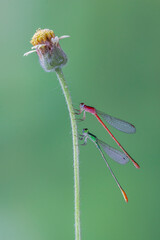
[55,67,81,240]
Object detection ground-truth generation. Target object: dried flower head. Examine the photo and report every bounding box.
[24,28,69,72]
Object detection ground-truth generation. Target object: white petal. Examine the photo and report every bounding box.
[23,50,37,56]
[59,35,70,40]
[31,44,46,50]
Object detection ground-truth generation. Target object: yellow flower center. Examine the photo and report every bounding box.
[30,29,55,46]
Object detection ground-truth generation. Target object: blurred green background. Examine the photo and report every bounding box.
[0,0,160,239]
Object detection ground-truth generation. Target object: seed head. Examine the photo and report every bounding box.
[24,28,69,72]
[31,29,55,46]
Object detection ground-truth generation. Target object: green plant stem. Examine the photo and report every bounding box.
[55,67,81,240]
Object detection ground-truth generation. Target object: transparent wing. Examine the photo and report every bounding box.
[97,110,136,134]
[98,140,129,164]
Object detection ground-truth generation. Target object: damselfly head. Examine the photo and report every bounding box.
[80,103,85,110]
[82,128,89,135]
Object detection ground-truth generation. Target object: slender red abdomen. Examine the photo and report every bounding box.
[84,105,96,114]
[95,113,140,169]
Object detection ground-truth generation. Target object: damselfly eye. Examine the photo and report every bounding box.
[80,103,85,109]
[82,128,88,134]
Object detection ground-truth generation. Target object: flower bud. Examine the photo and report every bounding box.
[24,29,69,72]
